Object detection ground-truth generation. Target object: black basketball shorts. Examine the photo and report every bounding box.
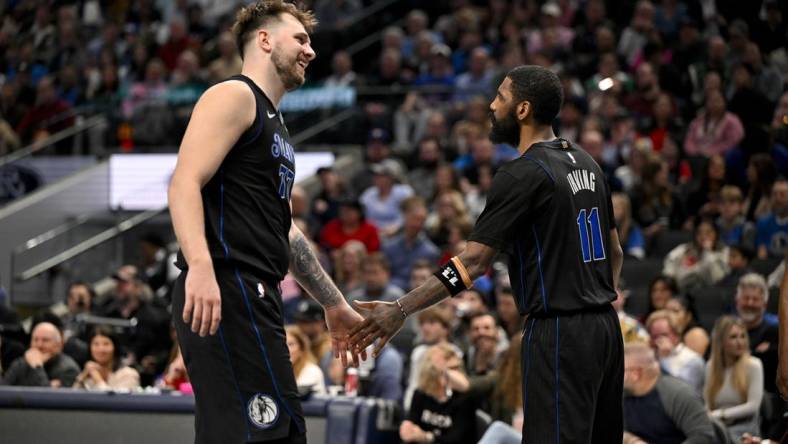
[173,266,306,444]
[521,304,624,444]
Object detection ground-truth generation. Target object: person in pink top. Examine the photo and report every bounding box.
[684,89,744,157]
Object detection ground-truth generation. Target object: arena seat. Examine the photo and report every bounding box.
[475,408,493,442]
[622,258,663,317]
[302,393,331,417]
[767,287,779,314]
[692,286,734,332]
[649,230,692,259]
[325,396,361,444]
[751,257,782,277]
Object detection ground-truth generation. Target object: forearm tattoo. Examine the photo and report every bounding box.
[289,228,344,308]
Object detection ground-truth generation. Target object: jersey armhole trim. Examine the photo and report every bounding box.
[522,155,556,184]
[223,77,264,148]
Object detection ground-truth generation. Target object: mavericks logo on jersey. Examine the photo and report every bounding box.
[272,132,296,200]
[271,132,295,163]
[248,393,279,428]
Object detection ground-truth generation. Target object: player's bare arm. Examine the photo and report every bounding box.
[288,223,345,308]
[168,81,255,337]
[609,228,624,290]
[288,222,367,366]
[777,259,788,399]
[350,240,498,356]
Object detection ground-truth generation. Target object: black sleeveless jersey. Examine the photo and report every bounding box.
[468,139,617,315]
[176,75,296,283]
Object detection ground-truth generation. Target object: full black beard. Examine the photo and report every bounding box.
[489,110,520,146]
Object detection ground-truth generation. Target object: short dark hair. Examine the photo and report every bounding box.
[506,65,564,125]
[468,311,496,327]
[88,325,124,370]
[68,281,97,301]
[730,244,755,263]
[231,0,317,59]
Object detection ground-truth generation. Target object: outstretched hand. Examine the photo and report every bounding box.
[325,303,367,367]
[349,300,406,358]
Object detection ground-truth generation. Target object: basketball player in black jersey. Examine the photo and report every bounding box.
[168,2,364,443]
[350,65,625,443]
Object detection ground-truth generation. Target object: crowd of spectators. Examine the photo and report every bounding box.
[1,0,788,442]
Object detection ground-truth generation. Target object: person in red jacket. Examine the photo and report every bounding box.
[319,198,380,252]
[16,76,75,148]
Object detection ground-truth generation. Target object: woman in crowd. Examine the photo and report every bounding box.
[744,153,777,222]
[431,164,463,204]
[426,190,472,250]
[319,198,380,253]
[285,325,326,395]
[704,316,763,441]
[615,137,651,194]
[73,326,140,391]
[683,89,744,158]
[631,157,685,247]
[665,296,709,356]
[645,92,682,152]
[400,343,477,443]
[332,240,367,295]
[662,218,729,293]
[641,275,679,323]
[466,336,524,444]
[686,154,727,222]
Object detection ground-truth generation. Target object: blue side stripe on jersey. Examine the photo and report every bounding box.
[516,239,528,308]
[522,155,556,184]
[523,317,536,420]
[555,317,561,444]
[532,225,548,312]
[219,169,230,258]
[220,172,303,435]
[235,268,304,434]
[218,325,252,441]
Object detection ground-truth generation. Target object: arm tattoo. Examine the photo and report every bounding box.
[289,227,344,308]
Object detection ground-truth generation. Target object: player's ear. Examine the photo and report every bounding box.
[516,100,531,122]
[257,29,273,53]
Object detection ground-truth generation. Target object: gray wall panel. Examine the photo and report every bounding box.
[0,163,110,303]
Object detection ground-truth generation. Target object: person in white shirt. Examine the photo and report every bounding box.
[646,310,705,392]
[285,325,326,395]
[73,326,140,391]
[360,160,414,237]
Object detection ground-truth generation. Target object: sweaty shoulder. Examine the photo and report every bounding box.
[194,80,256,130]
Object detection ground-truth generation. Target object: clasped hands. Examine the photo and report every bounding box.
[333,300,407,367]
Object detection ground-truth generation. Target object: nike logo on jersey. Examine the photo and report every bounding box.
[267,110,276,119]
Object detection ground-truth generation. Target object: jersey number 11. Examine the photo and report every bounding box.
[577,207,606,262]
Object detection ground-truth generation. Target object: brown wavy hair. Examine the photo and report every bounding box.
[494,335,522,411]
[704,316,751,409]
[232,1,317,59]
[285,325,317,378]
